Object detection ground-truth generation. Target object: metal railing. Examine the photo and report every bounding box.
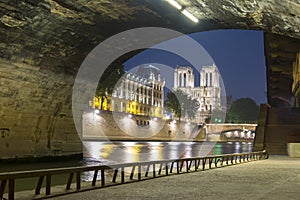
[0,151,268,200]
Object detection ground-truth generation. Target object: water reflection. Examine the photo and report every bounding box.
[83,141,253,165]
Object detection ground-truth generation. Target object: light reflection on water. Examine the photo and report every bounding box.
[83,141,253,165]
[0,141,253,191]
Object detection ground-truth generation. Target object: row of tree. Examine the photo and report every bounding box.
[164,90,259,123]
[226,97,259,123]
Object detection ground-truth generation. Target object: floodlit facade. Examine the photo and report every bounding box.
[174,64,222,122]
[94,64,165,119]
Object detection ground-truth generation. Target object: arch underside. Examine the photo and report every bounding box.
[0,0,300,157]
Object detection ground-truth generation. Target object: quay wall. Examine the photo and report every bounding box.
[82,111,206,141]
[0,59,82,160]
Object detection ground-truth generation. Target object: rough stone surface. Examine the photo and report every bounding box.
[0,58,81,159]
[0,0,299,71]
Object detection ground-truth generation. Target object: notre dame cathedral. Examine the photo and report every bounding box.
[173,64,224,123]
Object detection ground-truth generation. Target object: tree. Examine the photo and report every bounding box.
[184,95,200,120]
[95,64,124,109]
[227,98,259,123]
[210,109,226,123]
[164,89,199,121]
[165,90,181,119]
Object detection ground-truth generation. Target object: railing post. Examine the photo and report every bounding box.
[46,175,51,195]
[170,162,174,173]
[66,173,73,190]
[130,166,136,180]
[153,164,156,177]
[145,165,150,177]
[92,170,98,186]
[180,161,184,172]
[158,163,163,175]
[112,169,118,183]
[209,158,213,169]
[138,165,141,181]
[8,179,14,200]
[121,167,125,183]
[202,158,206,170]
[101,169,105,186]
[186,161,189,172]
[165,163,169,176]
[0,180,7,199]
[76,172,81,190]
[188,160,192,171]
[195,159,198,171]
[35,176,44,194]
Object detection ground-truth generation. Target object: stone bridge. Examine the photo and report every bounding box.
[204,123,257,141]
[205,123,257,134]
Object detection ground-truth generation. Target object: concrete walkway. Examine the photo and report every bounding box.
[48,156,300,200]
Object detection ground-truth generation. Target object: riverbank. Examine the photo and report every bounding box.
[48,155,300,200]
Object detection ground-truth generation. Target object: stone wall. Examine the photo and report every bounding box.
[0,59,82,160]
[254,105,300,155]
[264,107,300,155]
[82,111,205,141]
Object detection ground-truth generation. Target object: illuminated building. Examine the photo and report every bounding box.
[174,64,222,122]
[95,64,165,119]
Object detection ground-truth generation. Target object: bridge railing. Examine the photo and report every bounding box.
[0,151,268,200]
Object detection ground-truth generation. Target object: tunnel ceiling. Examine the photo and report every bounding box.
[1,0,300,105]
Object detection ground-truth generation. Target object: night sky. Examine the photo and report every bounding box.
[124,30,267,105]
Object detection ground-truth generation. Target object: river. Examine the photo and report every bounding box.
[0,141,252,172]
[0,141,252,192]
[84,141,253,165]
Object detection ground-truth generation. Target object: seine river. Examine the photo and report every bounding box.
[0,141,252,192]
[0,141,252,172]
[83,141,253,165]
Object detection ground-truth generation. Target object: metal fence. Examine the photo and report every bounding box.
[0,151,268,200]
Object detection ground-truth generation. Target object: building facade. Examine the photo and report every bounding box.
[94,64,165,119]
[174,64,222,122]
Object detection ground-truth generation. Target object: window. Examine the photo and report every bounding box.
[179,73,182,87]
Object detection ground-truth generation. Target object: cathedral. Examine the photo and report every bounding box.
[173,64,222,122]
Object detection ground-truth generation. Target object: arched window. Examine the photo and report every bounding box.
[179,73,182,87]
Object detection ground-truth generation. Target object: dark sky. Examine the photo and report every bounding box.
[124,30,267,104]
